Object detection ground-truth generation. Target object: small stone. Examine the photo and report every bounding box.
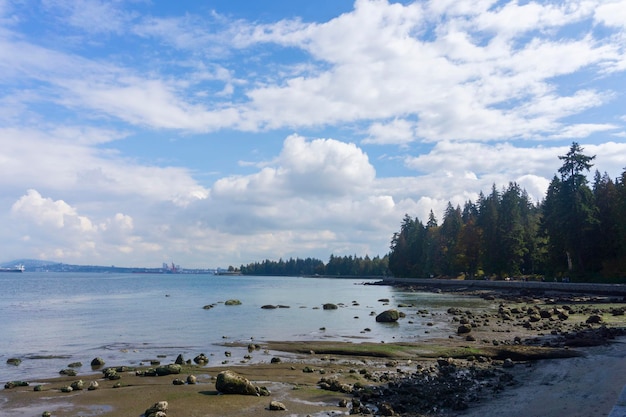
[193,353,209,364]
[269,400,287,410]
[457,324,472,334]
[4,381,29,389]
[90,357,105,367]
[70,380,84,391]
[586,314,603,324]
[144,401,168,417]
[59,369,77,376]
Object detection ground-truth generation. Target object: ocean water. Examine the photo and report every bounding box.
[0,273,489,382]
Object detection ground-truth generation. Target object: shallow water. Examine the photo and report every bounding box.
[0,273,490,382]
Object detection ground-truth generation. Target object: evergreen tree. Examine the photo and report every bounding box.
[477,186,501,276]
[440,203,463,275]
[456,203,482,278]
[543,142,598,277]
[497,183,526,276]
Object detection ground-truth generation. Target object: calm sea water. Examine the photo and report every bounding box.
[0,273,489,382]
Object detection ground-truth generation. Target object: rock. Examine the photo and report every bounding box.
[67,362,82,368]
[261,304,277,309]
[70,380,84,390]
[187,375,197,384]
[270,357,281,363]
[34,385,43,391]
[194,353,209,364]
[156,364,182,376]
[457,324,472,334]
[379,402,395,416]
[215,370,260,396]
[4,381,29,389]
[59,368,77,376]
[42,412,51,417]
[144,401,168,417]
[503,358,515,368]
[90,357,105,367]
[88,381,99,390]
[586,314,603,324]
[376,309,401,322]
[225,299,242,306]
[202,304,215,309]
[323,303,338,310]
[318,377,354,393]
[60,386,73,393]
[269,400,287,411]
[175,354,185,365]
[172,378,185,385]
[103,368,120,380]
[6,358,21,366]
[539,309,552,318]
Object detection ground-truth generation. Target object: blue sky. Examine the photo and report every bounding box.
[1,0,626,268]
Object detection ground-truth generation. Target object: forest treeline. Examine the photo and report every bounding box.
[389,143,626,282]
[236,143,625,282]
[238,254,390,277]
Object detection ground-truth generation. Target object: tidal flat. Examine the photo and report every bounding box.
[3,282,626,417]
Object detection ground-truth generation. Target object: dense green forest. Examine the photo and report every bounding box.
[239,254,390,277]
[389,143,626,282]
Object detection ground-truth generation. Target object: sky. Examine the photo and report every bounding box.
[1,0,626,269]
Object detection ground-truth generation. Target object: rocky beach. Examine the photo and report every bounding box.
[2,280,626,417]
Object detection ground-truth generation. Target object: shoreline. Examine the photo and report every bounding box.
[3,284,626,416]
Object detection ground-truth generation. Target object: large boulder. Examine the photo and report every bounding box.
[375,309,400,323]
[215,370,260,396]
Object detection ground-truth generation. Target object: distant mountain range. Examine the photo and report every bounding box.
[0,259,59,269]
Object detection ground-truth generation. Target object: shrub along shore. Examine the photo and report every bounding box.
[2,281,626,417]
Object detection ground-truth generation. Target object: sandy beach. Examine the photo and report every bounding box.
[2,284,626,417]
